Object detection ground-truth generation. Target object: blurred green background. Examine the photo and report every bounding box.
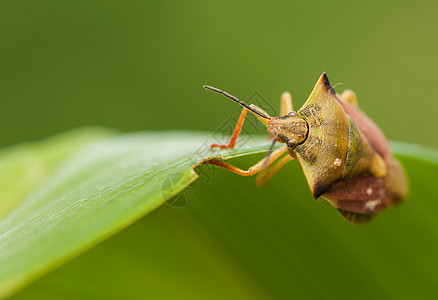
[1,0,437,148]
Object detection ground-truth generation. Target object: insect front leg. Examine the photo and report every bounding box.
[210,108,248,149]
[203,146,288,176]
[211,104,271,149]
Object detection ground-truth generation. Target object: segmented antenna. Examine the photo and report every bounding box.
[203,85,270,119]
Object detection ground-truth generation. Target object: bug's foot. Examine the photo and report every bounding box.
[210,143,234,149]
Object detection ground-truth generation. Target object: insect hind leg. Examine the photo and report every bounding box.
[280,92,294,115]
[255,154,294,187]
[338,90,358,107]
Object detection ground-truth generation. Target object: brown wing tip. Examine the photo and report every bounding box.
[321,72,336,95]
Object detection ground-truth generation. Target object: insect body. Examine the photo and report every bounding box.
[203,73,407,223]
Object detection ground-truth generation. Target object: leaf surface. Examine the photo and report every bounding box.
[0,129,437,299]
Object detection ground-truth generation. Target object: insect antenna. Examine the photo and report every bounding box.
[263,138,277,169]
[203,85,270,119]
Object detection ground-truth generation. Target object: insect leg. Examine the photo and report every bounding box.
[204,146,288,176]
[255,154,294,187]
[280,92,294,115]
[211,103,272,149]
[211,108,248,149]
[338,90,358,107]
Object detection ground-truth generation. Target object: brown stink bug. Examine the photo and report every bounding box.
[202,73,407,223]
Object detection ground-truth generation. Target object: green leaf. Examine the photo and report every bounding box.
[1,128,438,299]
[0,127,114,219]
[0,128,277,298]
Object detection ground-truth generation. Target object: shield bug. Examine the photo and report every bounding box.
[202,73,407,223]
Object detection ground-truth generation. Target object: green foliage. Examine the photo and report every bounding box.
[0,128,274,298]
[1,128,437,299]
